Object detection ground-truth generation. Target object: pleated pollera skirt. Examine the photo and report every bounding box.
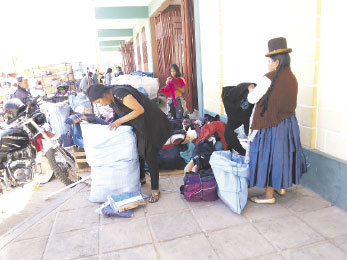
[249,115,307,189]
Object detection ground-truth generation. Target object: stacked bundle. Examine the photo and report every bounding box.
[81,124,140,203]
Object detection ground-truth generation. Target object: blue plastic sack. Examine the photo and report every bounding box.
[46,102,71,138]
[210,151,249,214]
[68,94,92,112]
[81,124,140,203]
[89,162,140,203]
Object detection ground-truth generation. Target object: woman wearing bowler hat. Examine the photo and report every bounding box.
[247,37,307,203]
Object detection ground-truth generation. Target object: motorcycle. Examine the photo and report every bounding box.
[0,97,78,192]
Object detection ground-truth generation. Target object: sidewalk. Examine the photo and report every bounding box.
[1,174,347,260]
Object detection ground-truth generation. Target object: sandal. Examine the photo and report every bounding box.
[149,191,160,203]
[140,178,146,185]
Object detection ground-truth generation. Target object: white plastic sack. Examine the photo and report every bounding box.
[46,102,71,138]
[81,124,138,167]
[89,161,140,203]
[111,75,159,100]
[210,151,249,214]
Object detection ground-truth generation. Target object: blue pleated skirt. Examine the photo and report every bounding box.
[249,115,307,189]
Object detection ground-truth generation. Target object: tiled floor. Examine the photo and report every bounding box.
[1,174,347,260]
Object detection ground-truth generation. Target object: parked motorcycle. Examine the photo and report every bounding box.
[0,97,78,192]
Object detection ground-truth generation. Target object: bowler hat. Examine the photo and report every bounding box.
[265,37,292,57]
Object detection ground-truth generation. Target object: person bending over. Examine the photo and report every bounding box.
[86,84,171,203]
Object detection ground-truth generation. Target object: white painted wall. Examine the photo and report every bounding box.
[198,0,347,161]
[315,0,347,161]
[199,0,318,146]
[198,0,223,114]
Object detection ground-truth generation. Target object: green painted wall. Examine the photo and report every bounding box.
[95,6,148,19]
[301,149,347,211]
[99,40,125,47]
[194,0,204,117]
[98,29,133,37]
[100,47,120,52]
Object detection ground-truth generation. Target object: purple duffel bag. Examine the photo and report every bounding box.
[180,168,218,202]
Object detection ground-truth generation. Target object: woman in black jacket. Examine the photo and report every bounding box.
[87,84,171,202]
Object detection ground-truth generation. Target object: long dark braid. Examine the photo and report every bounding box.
[260,53,291,117]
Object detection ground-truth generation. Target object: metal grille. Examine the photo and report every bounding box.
[154,6,184,88]
[121,41,136,74]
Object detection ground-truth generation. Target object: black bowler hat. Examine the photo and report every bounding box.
[265,37,292,57]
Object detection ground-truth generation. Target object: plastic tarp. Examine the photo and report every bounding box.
[80,123,140,203]
[46,102,71,138]
[210,151,249,214]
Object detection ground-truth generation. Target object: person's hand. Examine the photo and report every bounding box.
[248,84,255,91]
[166,76,172,84]
[108,119,122,131]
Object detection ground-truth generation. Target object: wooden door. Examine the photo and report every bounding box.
[181,0,198,112]
[121,41,136,74]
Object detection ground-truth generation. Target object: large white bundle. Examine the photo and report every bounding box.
[81,123,138,167]
[111,75,159,100]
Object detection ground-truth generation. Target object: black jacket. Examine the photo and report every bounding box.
[222,82,255,123]
[12,87,32,104]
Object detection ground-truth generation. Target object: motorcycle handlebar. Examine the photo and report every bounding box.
[28,96,41,108]
[7,110,25,125]
[42,95,69,103]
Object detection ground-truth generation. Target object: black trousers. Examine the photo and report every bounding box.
[224,120,249,156]
[167,97,184,120]
[139,148,159,190]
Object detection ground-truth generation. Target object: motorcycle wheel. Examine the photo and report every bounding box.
[46,148,77,186]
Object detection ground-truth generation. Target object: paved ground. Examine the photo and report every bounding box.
[0,178,65,237]
[0,173,347,260]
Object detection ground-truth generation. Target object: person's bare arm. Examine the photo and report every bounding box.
[108,94,144,130]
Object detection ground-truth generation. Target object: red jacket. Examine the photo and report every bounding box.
[194,121,227,150]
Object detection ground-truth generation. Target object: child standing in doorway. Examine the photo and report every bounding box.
[164,64,186,120]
